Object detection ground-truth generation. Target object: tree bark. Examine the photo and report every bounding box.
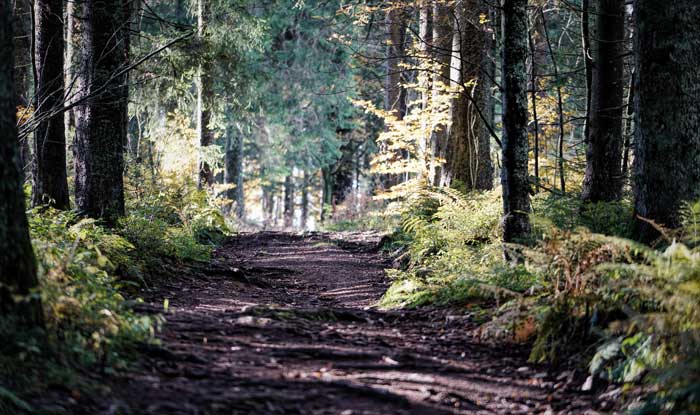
[385,5,407,119]
[581,0,592,149]
[500,0,531,243]
[321,166,333,222]
[32,0,70,209]
[380,3,408,190]
[419,2,431,165]
[73,0,130,225]
[13,0,32,176]
[442,0,493,191]
[301,169,309,230]
[0,1,43,326]
[429,0,452,185]
[197,0,214,189]
[224,121,244,219]
[581,0,625,202]
[64,0,76,135]
[632,0,700,241]
[284,172,294,228]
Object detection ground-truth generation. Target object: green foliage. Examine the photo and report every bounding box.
[531,192,634,237]
[382,187,700,412]
[379,187,514,308]
[0,208,163,406]
[122,181,230,264]
[1,182,231,406]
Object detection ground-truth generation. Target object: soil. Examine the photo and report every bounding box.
[57,232,614,414]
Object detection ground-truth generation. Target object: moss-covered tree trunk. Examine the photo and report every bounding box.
[500,0,531,243]
[581,0,625,202]
[0,1,43,326]
[32,0,70,209]
[73,0,130,225]
[632,0,700,241]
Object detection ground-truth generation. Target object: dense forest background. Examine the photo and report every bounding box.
[1,0,699,413]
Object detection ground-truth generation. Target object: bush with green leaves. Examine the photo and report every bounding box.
[121,180,231,264]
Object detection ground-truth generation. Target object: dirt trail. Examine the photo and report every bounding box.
[90,232,602,415]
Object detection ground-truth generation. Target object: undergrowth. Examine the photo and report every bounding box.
[0,182,230,413]
[380,184,699,413]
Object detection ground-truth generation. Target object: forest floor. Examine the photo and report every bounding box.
[61,232,611,415]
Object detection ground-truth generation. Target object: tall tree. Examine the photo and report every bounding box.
[73,0,130,224]
[379,3,408,190]
[632,0,700,241]
[32,0,70,209]
[500,0,531,244]
[224,119,245,219]
[581,0,625,202]
[197,0,215,189]
[283,172,294,228]
[441,0,493,190]
[0,0,43,326]
[385,5,407,120]
[429,0,452,185]
[13,0,32,174]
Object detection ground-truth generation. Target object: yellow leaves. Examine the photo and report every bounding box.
[479,13,490,25]
[16,105,34,125]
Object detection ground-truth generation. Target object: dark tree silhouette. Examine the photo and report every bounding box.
[0,0,43,326]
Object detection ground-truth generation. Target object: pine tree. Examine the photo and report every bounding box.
[632,0,700,241]
[73,0,130,225]
[33,0,70,209]
[500,0,531,244]
[0,0,43,326]
[581,0,625,202]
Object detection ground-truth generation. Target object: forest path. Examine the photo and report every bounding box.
[98,232,598,415]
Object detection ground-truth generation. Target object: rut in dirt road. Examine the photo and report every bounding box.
[97,232,599,415]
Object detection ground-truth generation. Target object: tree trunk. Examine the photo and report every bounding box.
[64,0,77,135]
[501,0,531,243]
[429,0,452,185]
[73,0,130,225]
[224,121,244,219]
[32,0,70,209]
[13,0,32,176]
[442,0,493,191]
[418,2,431,166]
[321,166,333,222]
[283,172,294,228]
[475,3,495,191]
[385,6,407,119]
[581,0,625,202]
[380,4,407,190]
[197,0,214,189]
[632,0,700,241]
[581,0,593,149]
[301,169,309,230]
[0,1,43,326]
